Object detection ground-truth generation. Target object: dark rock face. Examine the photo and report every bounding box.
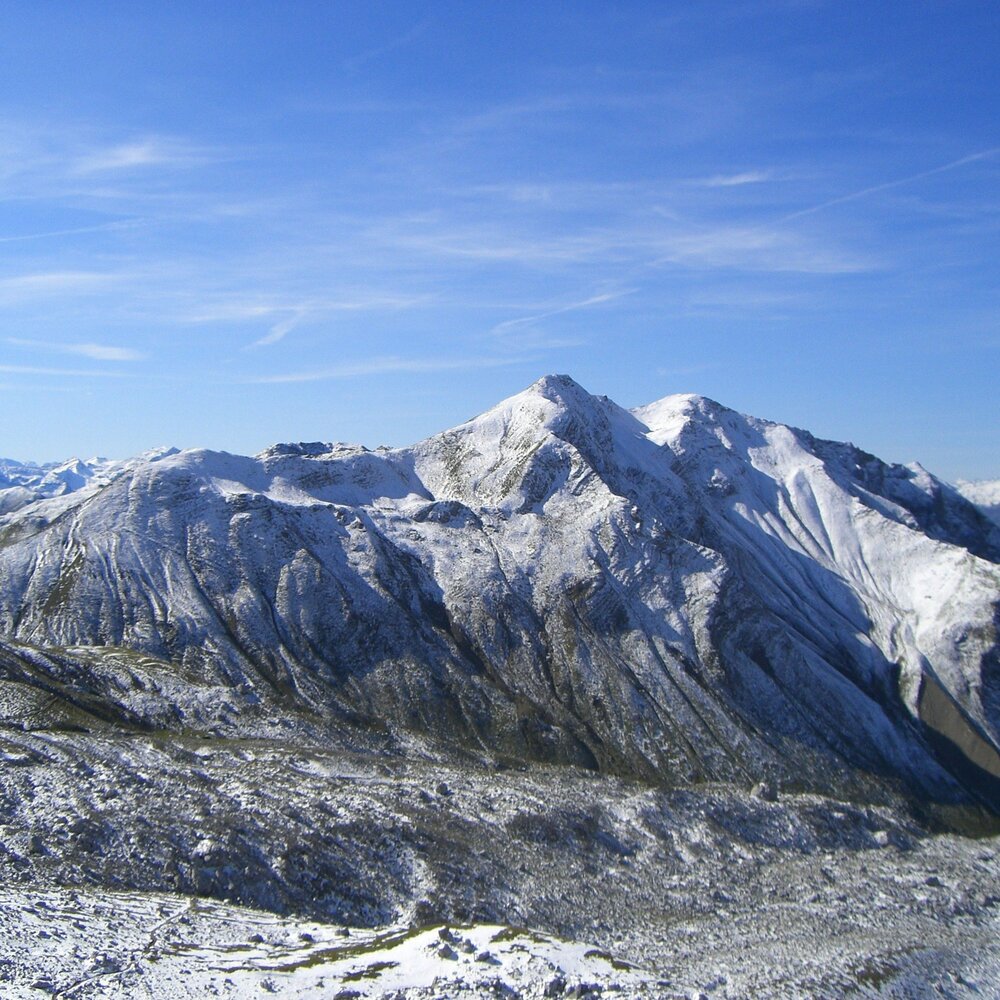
[0,375,998,811]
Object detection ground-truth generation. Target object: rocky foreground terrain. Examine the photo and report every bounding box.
[1,375,998,996]
[0,729,997,997]
[0,725,998,998]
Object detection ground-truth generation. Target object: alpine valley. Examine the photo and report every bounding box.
[1,375,998,998]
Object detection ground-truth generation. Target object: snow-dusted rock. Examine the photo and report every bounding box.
[0,887,661,998]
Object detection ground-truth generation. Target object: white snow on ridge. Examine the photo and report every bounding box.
[631,392,718,449]
[957,478,1000,527]
[631,389,1000,739]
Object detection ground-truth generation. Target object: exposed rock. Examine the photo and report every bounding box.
[752,781,779,803]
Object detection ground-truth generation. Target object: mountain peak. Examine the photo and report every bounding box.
[514,373,599,420]
[525,372,589,397]
[444,373,607,445]
[631,391,734,448]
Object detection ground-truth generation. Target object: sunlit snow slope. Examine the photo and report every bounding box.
[1,375,997,809]
[958,479,1000,528]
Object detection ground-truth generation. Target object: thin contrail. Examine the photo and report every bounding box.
[777,147,1000,223]
[0,220,139,244]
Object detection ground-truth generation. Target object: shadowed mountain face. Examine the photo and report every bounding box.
[1,374,998,811]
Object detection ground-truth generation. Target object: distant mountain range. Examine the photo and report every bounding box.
[1,375,997,811]
[0,448,178,513]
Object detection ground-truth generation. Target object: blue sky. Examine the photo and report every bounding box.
[0,1,997,479]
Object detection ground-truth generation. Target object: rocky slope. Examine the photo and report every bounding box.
[1,375,998,812]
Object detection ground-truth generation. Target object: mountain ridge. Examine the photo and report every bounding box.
[1,374,998,812]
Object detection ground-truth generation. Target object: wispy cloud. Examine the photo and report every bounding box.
[692,170,774,187]
[653,227,873,273]
[370,218,624,265]
[0,363,133,378]
[445,96,578,140]
[184,302,291,324]
[0,220,141,245]
[179,293,434,349]
[0,382,84,393]
[74,137,212,174]
[343,17,433,72]
[491,290,634,335]
[186,295,431,324]
[6,337,144,362]
[682,285,808,314]
[0,271,117,302]
[370,202,873,275]
[467,180,638,208]
[251,311,305,348]
[245,354,522,384]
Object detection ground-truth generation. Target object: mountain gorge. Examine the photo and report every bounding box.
[1,374,997,812]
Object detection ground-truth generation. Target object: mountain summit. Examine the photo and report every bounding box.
[1,376,998,811]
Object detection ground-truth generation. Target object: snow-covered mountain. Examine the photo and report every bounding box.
[0,455,108,493]
[0,448,178,514]
[1,375,997,811]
